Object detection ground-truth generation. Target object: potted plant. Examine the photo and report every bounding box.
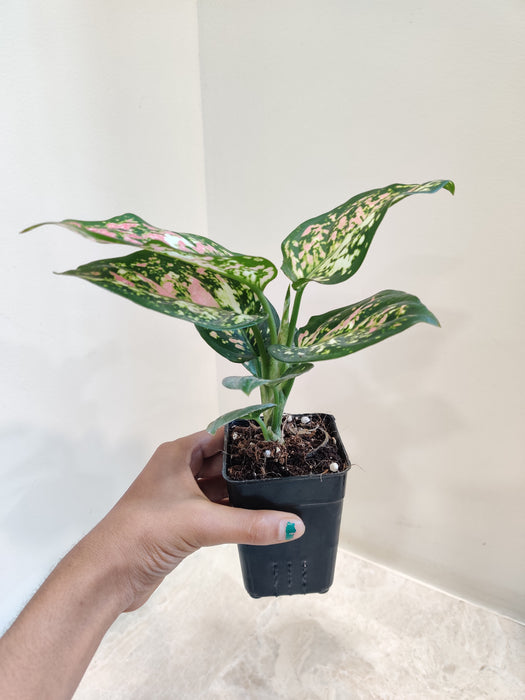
[23,178,454,597]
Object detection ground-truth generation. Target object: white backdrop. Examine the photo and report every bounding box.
[1,0,524,628]
[0,0,216,630]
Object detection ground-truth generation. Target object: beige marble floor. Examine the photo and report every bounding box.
[75,546,525,699]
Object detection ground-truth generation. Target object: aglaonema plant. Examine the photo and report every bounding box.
[23,179,454,442]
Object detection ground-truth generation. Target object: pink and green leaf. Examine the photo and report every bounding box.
[281,180,454,288]
[23,213,277,291]
[206,403,277,435]
[222,363,314,395]
[59,249,266,330]
[268,290,439,362]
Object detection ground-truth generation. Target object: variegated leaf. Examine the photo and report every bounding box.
[23,213,277,291]
[222,364,314,395]
[243,359,262,377]
[281,180,454,288]
[206,403,276,435]
[196,326,257,363]
[59,249,266,330]
[268,290,439,362]
[195,300,280,364]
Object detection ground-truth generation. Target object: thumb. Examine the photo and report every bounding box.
[197,503,305,547]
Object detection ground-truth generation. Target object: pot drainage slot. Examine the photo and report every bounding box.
[271,560,309,595]
[302,560,308,592]
[272,562,279,595]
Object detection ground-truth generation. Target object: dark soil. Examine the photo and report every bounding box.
[225,413,350,481]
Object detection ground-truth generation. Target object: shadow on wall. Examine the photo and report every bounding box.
[0,423,144,631]
[337,316,467,564]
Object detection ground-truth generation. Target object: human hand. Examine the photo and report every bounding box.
[88,429,305,612]
[0,429,306,700]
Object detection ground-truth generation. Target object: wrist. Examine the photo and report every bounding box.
[75,524,137,617]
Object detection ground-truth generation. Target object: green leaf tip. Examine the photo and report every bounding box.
[20,221,57,235]
[426,310,441,328]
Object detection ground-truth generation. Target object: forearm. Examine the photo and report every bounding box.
[0,531,131,700]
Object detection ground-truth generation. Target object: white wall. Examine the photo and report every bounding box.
[0,0,216,630]
[198,0,525,620]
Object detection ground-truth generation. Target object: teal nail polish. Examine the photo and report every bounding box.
[285,521,296,540]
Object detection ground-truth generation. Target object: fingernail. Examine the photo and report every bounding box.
[279,518,305,542]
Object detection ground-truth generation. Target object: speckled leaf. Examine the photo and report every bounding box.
[243,359,262,377]
[23,213,277,291]
[195,300,280,364]
[196,326,258,363]
[268,290,439,362]
[281,180,454,288]
[222,364,314,395]
[206,404,276,435]
[59,249,265,330]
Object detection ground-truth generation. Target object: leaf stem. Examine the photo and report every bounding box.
[252,325,270,377]
[287,284,306,346]
[270,389,286,440]
[255,415,272,441]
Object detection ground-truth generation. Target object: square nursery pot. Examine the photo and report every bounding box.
[223,413,350,598]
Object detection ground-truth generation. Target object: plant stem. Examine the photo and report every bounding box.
[258,285,306,440]
[253,291,290,438]
[286,284,306,346]
[252,325,270,378]
[270,389,285,439]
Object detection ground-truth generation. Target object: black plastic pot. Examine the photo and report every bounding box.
[223,414,350,598]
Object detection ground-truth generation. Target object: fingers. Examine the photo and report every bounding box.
[178,428,224,478]
[194,502,305,547]
[154,430,223,477]
[196,474,228,503]
[194,451,223,480]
